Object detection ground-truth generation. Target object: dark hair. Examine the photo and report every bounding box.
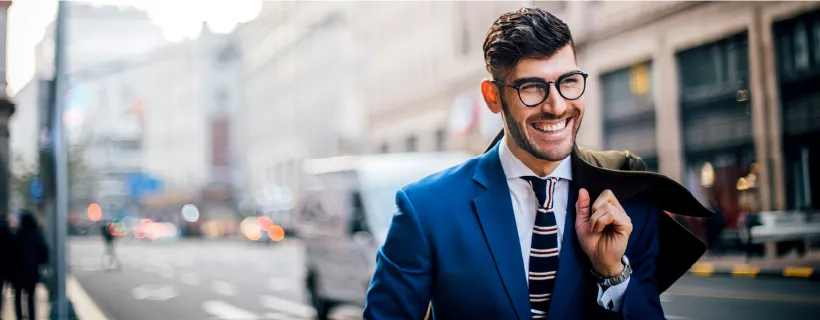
[19,209,40,232]
[483,7,575,81]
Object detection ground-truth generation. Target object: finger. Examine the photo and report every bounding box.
[592,189,614,212]
[576,188,591,221]
[599,205,633,234]
[612,209,633,234]
[605,189,623,211]
[589,203,612,232]
[593,212,616,233]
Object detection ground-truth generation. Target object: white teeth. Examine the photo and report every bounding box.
[535,121,567,132]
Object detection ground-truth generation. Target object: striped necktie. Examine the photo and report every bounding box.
[521,176,560,319]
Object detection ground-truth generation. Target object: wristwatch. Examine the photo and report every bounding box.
[591,255,632,288]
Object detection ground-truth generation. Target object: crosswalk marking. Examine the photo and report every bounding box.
[202,301,259,320]
[132,285,177,301]
[181,272,200,285]
[259,295,316,318]
[261,313,291,320]
[211,281,238,297]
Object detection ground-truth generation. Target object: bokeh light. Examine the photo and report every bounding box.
[257,216,273,229]
[202,221,226,239]
[87,203,102,222]
[240,217,262,241]
[268,225,285,242]
[181,204,200,223]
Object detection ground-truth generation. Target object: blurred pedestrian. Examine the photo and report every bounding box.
[10,211,49,320]
[705,195,726,255]
[739,187,762,260]
[101,220,120,270]
[0,218,15,315]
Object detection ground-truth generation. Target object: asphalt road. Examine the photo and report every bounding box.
[69,237,820,320]
[69,237,359,320]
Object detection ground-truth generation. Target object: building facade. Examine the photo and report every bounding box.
[357,1,820,229]
[572,1,820,228]
[26,3,247,222]
[237,1,367,210]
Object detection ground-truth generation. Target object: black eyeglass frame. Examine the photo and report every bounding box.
[492,71,589,107]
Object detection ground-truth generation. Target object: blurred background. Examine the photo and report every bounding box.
[1,1,819,319]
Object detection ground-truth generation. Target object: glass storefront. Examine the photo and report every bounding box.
[677,32,753,231]
[776,9,820,211]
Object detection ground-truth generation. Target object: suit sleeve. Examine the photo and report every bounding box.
[363,189,433,320]
[593,203,665,320]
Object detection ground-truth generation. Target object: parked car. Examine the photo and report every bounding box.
[295,152,472,319]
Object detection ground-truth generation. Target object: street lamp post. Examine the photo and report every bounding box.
[45,1,77,319]
[0,0,15,221]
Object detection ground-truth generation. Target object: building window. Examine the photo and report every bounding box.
[600,62,657,165]
[435,129,446,151]
[813,20,820,63]
[780,36,794,74]
[795,22,810,70]
[405,135,418,152]
[677,32,749,101]
[601,62,654,120]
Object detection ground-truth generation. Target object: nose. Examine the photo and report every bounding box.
[540,83,568,116]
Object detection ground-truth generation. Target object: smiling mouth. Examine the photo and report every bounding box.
[531,118,570,133]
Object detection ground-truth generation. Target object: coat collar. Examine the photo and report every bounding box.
[483,129,713,218]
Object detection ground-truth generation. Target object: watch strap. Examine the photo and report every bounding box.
[591,255,632,287]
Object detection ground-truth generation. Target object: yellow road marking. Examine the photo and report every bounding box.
[731,264,760,278]
[690,262,714,276]
[783,267,813,278]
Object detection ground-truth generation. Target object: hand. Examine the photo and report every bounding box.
[575,188,633,277]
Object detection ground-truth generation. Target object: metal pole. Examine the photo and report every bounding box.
[48,1,70,319]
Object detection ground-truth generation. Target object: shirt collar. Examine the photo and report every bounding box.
[498,136,573,181]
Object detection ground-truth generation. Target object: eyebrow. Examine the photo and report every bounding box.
[510,70,582,85]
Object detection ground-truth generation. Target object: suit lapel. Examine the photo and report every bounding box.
[481,132,713,299]
[472,145,530,320]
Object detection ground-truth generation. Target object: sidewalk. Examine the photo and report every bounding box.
[690,251,820,280]
[2,276,108,320]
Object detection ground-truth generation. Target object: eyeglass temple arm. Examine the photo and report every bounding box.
[485,130,505,154]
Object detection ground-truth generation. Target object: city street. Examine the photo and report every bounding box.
[69,237,359,320]
[69,237,820,320]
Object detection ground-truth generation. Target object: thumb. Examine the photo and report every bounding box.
[576,188,590,219]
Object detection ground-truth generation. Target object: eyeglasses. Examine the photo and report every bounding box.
[493,71,588,107]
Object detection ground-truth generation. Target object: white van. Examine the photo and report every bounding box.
[294,152,472,319]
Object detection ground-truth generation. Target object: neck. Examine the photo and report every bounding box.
[505,137,563,177]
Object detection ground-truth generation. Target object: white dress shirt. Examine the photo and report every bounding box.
[498,137,630,312]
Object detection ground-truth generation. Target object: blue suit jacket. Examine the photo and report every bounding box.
[364,143,707,320]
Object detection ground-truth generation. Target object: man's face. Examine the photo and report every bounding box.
[498,45,584,162]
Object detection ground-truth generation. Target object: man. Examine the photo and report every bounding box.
[364,7,712,320]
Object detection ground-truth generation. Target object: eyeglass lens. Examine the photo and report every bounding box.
[518,73,586,106]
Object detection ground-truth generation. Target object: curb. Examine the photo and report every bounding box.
[689,262,820,281]
[68,275,109,320]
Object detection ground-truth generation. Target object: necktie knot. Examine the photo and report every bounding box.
[521,176,560,210]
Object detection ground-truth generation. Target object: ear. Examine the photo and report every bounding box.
[481,79,503,114]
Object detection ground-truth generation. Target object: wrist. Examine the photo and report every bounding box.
[593,259,625,278]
